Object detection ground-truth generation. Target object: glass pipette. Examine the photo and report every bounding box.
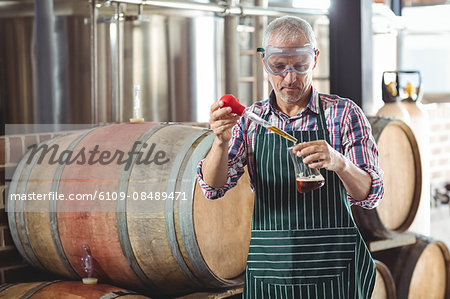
[220,94,298,144]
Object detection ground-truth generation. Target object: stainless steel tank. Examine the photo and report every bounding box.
[0,0,225,128]
[0,0,92,129]
[96,10,224,123]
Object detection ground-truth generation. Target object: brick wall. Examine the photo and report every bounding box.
[0,133,63,283]
[423,103,450,188]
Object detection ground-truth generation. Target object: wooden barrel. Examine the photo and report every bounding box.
[6,123,254,297]
[373,235,450,299]
[371,260,396,299]
[0,281,149,298]
[352,116,422,239]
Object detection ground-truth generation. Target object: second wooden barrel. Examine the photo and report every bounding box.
[0,280,149,299]
[352,116,422,239]
[6,123,254,297]
[371,260,396,299]
[373,235,450,299]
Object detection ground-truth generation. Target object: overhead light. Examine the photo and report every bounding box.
[292,0,331,10]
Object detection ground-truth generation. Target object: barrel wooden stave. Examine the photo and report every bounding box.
[125,125,213,293]
[193,172,253,280]
[376,123,417,230]
[24,132,86,279]
[9,132,86,278]
[56,124,151,291]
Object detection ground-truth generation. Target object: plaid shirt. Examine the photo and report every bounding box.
[197,88,384,209]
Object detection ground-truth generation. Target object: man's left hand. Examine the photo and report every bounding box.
[292,140,345,172]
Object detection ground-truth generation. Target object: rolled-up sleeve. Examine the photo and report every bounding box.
[196,118,248,199]
[342,104,384,209]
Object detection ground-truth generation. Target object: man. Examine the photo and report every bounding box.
[197,16,383,299]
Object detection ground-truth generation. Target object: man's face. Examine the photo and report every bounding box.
[263,38,318,104]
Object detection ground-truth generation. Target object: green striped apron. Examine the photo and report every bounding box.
[244,100,376,298]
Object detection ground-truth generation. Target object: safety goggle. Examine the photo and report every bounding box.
[257,45,317,76]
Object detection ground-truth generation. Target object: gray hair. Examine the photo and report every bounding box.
[262,16,317,49]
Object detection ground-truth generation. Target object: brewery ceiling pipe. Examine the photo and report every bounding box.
[254,0,269,101]
[35,0,57,123]
[90,0,99,124]
[224,12,239,95]
[103,0,328,17]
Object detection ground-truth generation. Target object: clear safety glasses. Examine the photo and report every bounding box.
[257,45,317,76]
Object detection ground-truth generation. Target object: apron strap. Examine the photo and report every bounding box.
[316,94,329,143]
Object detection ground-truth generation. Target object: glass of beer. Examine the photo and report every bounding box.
[288,146,325,193]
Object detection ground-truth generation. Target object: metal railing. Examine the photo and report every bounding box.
[101,0,329,17]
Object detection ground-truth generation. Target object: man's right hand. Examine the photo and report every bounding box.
[209,100,241,145]
[202,100,240,189]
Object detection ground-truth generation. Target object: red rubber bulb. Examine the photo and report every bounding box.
[220,94,245,116]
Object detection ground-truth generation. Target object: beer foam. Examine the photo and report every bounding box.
[296,176,324,182]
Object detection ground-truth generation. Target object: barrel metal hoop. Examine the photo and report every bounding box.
[20,280,62,299]
[164,130,211,288]
[99,290,139,299]
[394,122,422,232]
[178,132,222,286]
[178,132,244,287]
[374,260,397,299]
[356,117,399,236]
[116,124,168,296]
[6,148,38,268]
[50,128,98,279]
[0,283,14,293]
[367,116,391,142]
[16,138,59,271]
